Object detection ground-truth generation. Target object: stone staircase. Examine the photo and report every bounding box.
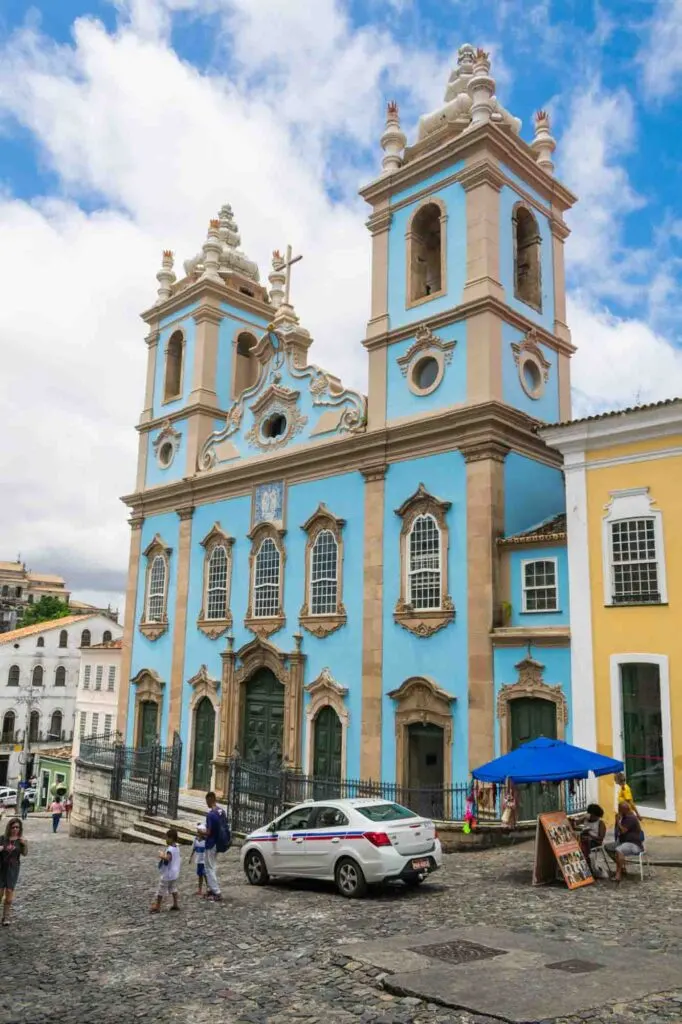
[120,791,223,847]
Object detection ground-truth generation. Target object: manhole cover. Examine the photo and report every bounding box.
[411,940,506,965]
[545,960,604,974]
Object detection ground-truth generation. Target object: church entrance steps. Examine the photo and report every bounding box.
[121,814,196,847]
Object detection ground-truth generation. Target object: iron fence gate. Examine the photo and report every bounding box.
[82,732,182,819]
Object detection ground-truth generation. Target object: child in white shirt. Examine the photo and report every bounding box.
[189,824,207,896]
[150,827,181,913]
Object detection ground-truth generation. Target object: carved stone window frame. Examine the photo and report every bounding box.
[511,328,551,401]
[496,656,568,755]
[139,534,172,641]
[512,202,543,313]
[299,503,347,638]
[244,381,308,451]
[186,664,220,791]
[405,197,448,309]
[197,523,235,639]
[303,667,349,775]
[397,323,457,397]
[388,676,456,790]
[244,522,286,639]
[153,419,182,470]
[131,668,165,747]
[394,483,454,637]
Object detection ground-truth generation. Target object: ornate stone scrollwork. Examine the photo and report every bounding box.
[131,668,165,745]
[396,324,456,397]
[244,380,308,451]
[187,664,220,706]
[394,484,455,637]
[511,328,551,400]
[152,419,182,469]
[388,676,456,788]
[304,667,349,775]
[497,656,568,754]
[299,503,347,638]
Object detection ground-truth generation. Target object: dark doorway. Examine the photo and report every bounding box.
[192,697,215,791]
[407,722,444,818]
[510,697,558,819]
[242,669,284,765]
[138,701,158,749]
[0,755,8,787]
[312,706,342,798]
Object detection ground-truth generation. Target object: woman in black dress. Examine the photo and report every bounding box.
[0,817,27,926]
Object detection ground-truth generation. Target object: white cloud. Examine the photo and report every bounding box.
[638,0,682,99]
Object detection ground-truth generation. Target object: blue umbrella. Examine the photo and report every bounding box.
[472,736,623,784]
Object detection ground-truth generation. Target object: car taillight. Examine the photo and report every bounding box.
[434,829,439,839]
[363,831,392,847]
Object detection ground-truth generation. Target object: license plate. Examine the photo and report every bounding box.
[411,858,430,871]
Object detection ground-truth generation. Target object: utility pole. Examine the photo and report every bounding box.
[15,682,42,807]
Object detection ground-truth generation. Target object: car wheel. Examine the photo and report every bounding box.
[403,875,426,888]
[244,850,270,886]
[335,857,367,899]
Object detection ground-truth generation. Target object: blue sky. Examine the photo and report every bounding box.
[0,0,681,602]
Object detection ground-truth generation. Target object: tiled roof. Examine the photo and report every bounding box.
[37,745,73,762]
[541,397,682,431]
[498,512,566,546]
[0,614,99,646]
[88,639,123,650]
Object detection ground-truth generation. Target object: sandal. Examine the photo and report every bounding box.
[2,919,10,926]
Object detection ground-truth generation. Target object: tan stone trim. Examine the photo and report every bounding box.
[397,324,456,397]
[152,419,182,470]
[214,640,236,800]
[304,667,349,775]
[394,483,454,637]
[466,310,503,404]
[360,468,385,779]
[497,656,568,754]
[186,664,220,790]
[141,329,159,424]
[511,328,551,400]
[115,517,145,738]
[161,327,186,405]
[135,430,149,494]
[405,196,448,310]
[366,207,392,234]
[362,293,576,358]
[244,384,307,451]
[388,676,455,791]
[141,274,272,327]
[299,504,347,638]
[136,402,231,436]
[360,122,576,212]
[139,534,172,641]
[167,508,194,741]
[367,348,388,429]
[466,454,505,768]
[367,198,390,346]
[131,668,165,747]
[457,160,505,193]
[459,440,510,463]
[197,522,234,638]
[491,627,570,648]
[244,522,286,639]
[188,297,221,409]
[557,353,572,422]
[550,218,571,241]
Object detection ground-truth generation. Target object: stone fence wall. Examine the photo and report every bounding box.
[70,758,141,839]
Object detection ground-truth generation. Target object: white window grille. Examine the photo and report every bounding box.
[610,519,660,605]
[147,555,167,621]
[310,530,338,615]
[83,665,91,689]
[79,711,87,738]
[407,514,441,610]
[254,538,280,617]
[104,714,113,738]
[91,713,99,735]
[206,545,228,620]
[107,666,116,692]
[523,559,558,612]
[95,666,103,691]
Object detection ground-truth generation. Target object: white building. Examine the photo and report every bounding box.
[72,638,123,760]
[0,614,123,786]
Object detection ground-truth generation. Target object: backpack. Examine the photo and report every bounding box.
[215,809,232,853]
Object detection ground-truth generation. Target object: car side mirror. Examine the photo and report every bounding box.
[268,823,277,833]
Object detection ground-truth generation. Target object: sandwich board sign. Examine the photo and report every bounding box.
[533,810,594,890]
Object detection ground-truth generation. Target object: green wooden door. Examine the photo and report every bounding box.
[510,697,557,820]
[242,669,284,765]
[139,701,158,749]
[192,697,215,791]
[312,706,342,797]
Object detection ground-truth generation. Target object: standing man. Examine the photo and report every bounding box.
[203,792,223,902]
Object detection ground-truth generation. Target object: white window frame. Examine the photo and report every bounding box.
[406,512,442,611]
[83,665,91,689]
[310,529,339,616]
[521,557,559,613]
[610,653,676,822]
[602,488,667,606]
[107,666,116,692]
[95,666,103,691]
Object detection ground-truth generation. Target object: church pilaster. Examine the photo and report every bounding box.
[215,636,236,801]
[166,505,194,744]
[460,160,505,305]
[360,463,387,779]
[366,203,391,431]
[116,513,145,741]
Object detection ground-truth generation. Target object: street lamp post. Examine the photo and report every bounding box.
[15,683,42,807]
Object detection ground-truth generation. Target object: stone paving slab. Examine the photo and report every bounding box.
[340,926,682,1023]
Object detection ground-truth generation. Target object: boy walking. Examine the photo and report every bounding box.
[150,827,181,913]
[204,791,228,901]
[189,823,207,895]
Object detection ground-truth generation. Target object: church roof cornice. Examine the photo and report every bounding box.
[140,275,272,327]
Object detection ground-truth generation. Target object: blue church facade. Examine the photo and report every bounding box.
[118,46,577,803]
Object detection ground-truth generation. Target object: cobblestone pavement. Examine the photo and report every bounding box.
[2,817,682,1024]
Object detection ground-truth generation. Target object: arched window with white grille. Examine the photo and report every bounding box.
[394,483,454,637]
[198,525,234,635]
[408,513,441,610]
[147,556,167,621]
[254,538,280,618]
[207,546,228,620]
[300,504,346,637]
[310,530,338,615]
[140,534,172,639]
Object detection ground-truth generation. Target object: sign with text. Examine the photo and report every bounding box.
[533,811,594,890]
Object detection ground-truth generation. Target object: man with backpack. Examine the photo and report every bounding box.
[204,791,231,901]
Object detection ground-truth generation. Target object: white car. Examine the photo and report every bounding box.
[0,788,17,808]
[240,798,442,898]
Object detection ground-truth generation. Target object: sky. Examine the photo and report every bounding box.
[1,0,681,613]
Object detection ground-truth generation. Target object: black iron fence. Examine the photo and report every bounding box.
[79,732,182,819]
[226,756,590,835]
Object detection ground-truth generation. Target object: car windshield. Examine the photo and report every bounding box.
[355,803,417,822]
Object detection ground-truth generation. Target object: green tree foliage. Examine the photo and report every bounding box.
[20,596,72,626]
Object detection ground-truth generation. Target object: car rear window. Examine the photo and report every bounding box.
[355,803,417,822]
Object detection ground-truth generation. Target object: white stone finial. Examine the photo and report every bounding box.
[380,101,407,175]
[531,110,556,174]
[468,48,495,127]
[155,250,176,304]
[269,250,286,308]
[201,220,222,281]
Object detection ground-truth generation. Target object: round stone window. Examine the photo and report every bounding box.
[409,353,443,396]
[262,412,288,440]
[520,356,544,399]
[158,441,175,467]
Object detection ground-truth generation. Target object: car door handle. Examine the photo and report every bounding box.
[294,838,304,844]
[331,838,340,844]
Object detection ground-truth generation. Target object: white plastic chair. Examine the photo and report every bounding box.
[623,846,654,880]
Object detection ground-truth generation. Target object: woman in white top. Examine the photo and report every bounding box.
[150,827,181,913]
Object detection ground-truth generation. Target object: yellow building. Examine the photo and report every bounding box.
[542,399,682,836]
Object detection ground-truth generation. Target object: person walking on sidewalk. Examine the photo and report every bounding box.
[20,794,30,821]
[204,791,231,902]
[0,817,27,926]
[50,797,64,833]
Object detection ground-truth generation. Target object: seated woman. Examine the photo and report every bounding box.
[580,803,606,858]
[605,801,644,882]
